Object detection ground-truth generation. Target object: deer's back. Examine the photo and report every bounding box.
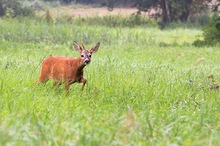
[42,56,83,81]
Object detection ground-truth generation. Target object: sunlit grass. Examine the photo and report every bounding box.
[0,18,220,145]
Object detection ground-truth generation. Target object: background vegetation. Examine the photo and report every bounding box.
[0,0,219,44]
[0,0,220,145]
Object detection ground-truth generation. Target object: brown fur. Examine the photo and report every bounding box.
[36,42,100,91]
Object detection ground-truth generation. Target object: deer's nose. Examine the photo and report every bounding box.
[84,60,90,64]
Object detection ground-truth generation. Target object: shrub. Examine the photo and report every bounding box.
[0,0,35,17]
[203,15,220,45]
[193,15,220,46]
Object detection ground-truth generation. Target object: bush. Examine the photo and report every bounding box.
[203,15,220,45]
[193,15,220,46]
[0,0,35,17]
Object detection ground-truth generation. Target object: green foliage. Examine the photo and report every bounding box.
[0,16,156,45]
[194,15,220,46]
[0,0,34,17]
[82,14,154,27]
[203,16,220,45]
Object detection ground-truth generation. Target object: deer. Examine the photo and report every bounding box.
[36,41,100,92]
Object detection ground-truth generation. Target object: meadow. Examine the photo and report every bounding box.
[0,15,220,146]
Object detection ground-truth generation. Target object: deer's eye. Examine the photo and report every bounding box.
[81,55,84,57]
[89,55,91,58]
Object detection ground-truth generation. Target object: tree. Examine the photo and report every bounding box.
[135,0,210,24]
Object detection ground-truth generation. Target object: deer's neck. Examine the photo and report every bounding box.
[76,58,86,71]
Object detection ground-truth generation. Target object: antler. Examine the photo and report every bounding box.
[81,41,86,50]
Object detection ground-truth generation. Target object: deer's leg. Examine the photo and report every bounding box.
[64,79,77,92]
[35,76,49,84]
[65,83,70,90]
[53,81,62,88]
[36,66,50,84]
[79,77,87,90]
[68,80,76,85]
[64,83,70,96]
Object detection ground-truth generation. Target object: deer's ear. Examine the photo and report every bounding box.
[90,42,100,54]
[73,41,82,53]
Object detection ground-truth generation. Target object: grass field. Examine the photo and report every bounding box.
[0,13,220,146]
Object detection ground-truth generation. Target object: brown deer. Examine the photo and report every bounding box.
[36,41,100,91]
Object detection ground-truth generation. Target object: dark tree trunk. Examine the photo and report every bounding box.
[0,2,5,16]
[167,3,173,21]
[160,0,169,23]
[180,0,192,21]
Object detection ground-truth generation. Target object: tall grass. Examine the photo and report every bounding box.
[0,18,202,45]
[0,18,220,145]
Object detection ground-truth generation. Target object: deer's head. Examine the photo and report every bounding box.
[74,41,100,65]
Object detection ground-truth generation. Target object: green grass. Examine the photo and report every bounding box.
[0,18,220,146]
